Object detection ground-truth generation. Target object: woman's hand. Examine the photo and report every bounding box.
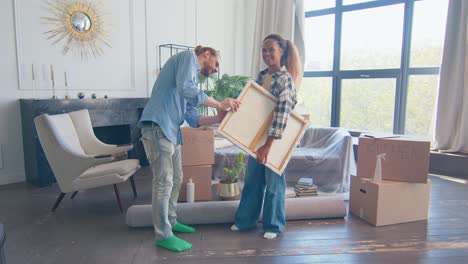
[256,144,271,164]
[255,136,275,164]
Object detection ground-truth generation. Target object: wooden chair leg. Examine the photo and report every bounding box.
[52,193,66,212]
[130,176,138,198]
[70,191,78,199]
[113,184,123,213]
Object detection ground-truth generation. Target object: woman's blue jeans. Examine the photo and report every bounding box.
[234,156,286,234]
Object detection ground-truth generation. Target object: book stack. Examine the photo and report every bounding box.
[295,177,318,197]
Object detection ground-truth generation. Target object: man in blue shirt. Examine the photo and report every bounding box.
[140,45,240,252]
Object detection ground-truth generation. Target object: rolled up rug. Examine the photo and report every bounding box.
[126,196,346,227]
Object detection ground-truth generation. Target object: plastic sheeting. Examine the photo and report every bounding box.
[213,127,355,193]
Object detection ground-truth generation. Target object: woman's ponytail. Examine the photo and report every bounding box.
[284,40,302,87]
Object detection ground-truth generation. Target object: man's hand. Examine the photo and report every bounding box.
[220,98,241,112]
[217,110,228,123]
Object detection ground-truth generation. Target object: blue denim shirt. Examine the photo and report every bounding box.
[140,51,208,144]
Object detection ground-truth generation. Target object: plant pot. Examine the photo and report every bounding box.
[217,180,240,200]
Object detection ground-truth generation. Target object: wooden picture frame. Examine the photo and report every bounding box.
[217,80,309,175]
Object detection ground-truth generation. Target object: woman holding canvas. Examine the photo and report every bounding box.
[231,34,302,239]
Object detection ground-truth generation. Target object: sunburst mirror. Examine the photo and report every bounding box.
[42,0,111,59]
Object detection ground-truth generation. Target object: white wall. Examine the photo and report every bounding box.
[0,0,256,185]
[13,0,149,98]
[0,0,25,185]
[145,0,256,92]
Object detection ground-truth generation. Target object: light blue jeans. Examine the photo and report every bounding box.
[141,125,183,240]
[234,156,286,234]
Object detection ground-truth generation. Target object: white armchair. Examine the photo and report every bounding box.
[34,109,141,213]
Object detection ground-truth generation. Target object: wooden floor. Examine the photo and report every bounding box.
[1,169,468,264]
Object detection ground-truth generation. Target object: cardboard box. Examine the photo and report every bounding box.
[178,165,212,202]
[358,136,430,183]
[181,127,215,166]
[349,175,431,226]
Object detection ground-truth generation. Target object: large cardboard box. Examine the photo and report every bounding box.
[181,127,215,166]
[178,165,212,202]
[349,175,431,226]
[358,136,430,183]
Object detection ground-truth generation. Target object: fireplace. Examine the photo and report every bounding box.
[93,124,131,146]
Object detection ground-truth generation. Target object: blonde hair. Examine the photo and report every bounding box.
[263,34,303,87]
[194,45,218,58]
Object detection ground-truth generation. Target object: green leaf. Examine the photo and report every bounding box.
[222,152,246,183]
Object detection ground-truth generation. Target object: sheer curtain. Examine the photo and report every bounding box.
[250,0,305,77]
[433,0,468,153]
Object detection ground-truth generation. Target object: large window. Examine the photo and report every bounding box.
[341,4,404,70]
[302,0,448,139]
[297,78,332,127]
[304,15,335,71]
[341,78,396,133]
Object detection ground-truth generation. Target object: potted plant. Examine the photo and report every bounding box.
[207,74,250,100]
[202,74,251,115]
[217,152,246,200]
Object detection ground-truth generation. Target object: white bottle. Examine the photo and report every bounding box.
[373,153,386,181]
[186,178,195,203]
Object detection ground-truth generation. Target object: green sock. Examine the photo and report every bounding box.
[172,222,196,233]
[156,235,192,252]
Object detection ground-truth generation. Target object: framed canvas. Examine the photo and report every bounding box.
[217,80,309,175]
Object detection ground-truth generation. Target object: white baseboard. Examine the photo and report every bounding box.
[0,171,25,186]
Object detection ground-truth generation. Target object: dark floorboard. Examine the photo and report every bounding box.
[1,169,468,263]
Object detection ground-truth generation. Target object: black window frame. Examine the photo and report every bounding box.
[304,0,442,134]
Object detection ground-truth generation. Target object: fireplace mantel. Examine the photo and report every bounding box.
[20,98,148,187]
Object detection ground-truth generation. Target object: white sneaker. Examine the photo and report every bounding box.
[263,232,277,239]
[231,224,239,231]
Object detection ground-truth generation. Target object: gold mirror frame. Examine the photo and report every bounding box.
[42,0,111,59]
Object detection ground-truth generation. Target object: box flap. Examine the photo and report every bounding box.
[357,136,430,183]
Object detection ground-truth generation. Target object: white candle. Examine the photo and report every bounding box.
[50,65,55,99]
[64,71,68,99]
[32,64,36,99]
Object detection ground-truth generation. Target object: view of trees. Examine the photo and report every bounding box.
[297,78,331,128]
[298,46,441,138]
[405,75,438,138]
[300,0,447,140]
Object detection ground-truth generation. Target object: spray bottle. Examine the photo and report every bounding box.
[373,153,386,181]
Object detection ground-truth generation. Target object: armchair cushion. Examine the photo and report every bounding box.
[75,159,140,191]
[47,114,86,156]
[79,159,140,180]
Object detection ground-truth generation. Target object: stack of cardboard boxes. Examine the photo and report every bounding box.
[349,135,432,226]
[178,127,215,202]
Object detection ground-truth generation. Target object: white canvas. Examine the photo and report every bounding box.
[217,80,309,175]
